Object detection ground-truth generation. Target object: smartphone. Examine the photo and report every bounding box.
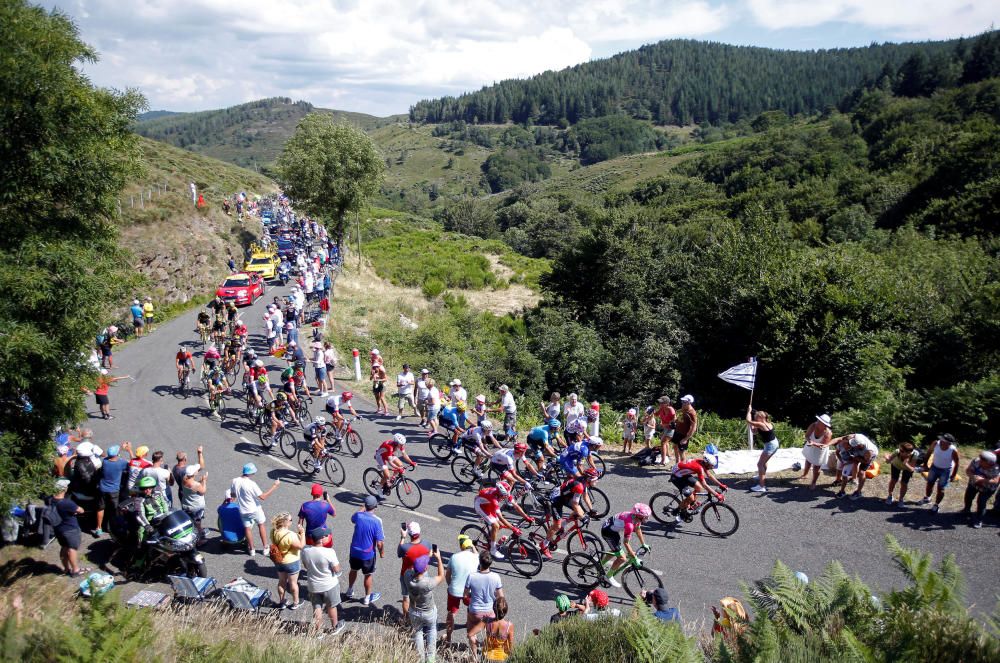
[323,491,328,500]
[432,543,438,554]
[401,521,407,531]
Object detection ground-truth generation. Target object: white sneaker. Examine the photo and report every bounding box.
[395,415,402,421]
[491,549,505,560]
[608,576,622,588]
[319,392,329,397]
[750,484,767,493]
[249,548,256,557]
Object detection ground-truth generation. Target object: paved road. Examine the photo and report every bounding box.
[78,279,997,641]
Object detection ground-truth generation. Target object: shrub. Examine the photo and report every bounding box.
[421,277,445,298]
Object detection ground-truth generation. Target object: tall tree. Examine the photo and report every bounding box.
[276,114,385,241]
[0,0,145,501]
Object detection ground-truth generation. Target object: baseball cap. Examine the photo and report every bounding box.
[76,442,94,458]
[55,478,71,492]
[407,522,421,537]
[242,462,257,475]
[420,368,429,374]
[681,394,694,404]
[185,464,201,477]
[651,588,669,609]
[309,526,330,541]
[457,534,474,550]
[106,445,120,457]
[413,555,430,574]
[364,495,378,510]
[499,384,509,391]
[136,445,149,458]
[310,483,324,496]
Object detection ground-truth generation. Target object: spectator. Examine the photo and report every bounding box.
[95,326,120,369]
[550,594,578,624]
[747,408,779,493]
[564,393,584,431]
[301,526,345,636]
[644,587,681,623]
[449,378,468,407]
[962,451,999,528]
[371,362,389,415]
[444,533,479,644]
[50,478,88,576]
[498,384,517,434]
[141,450,174,507]
[655,396,676,466]
[126,444,151,494]
[230,463,280,557]
[639,405,656,461]
[89,368,127,420]
[405,550,444,663]
[540,392,561,423]
[673,395,698,465]
[396,364,417,421]
[801,414,833,489]
[483,595,514,661]
[622,408,638,454]
[416,369,431,427]
[270,512,305,609]
[172,448,204,493]
[298,483,336,547]
[884,442,919,506]
[581,589,621,620]
[180,463,208,544]
[425,379,441,436]
[919,433,961,513]
[66,440,102,526]
[465,550,504,658]
[398,521,430,624]
[323,342,337,393]
[142,296,155,332]
[94,444,129,537]
[832,433,879,499]
[345,495,384,606]
[53,440,72,478]
[130,299,144,338]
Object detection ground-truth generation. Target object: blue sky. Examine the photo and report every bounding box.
[42,1,999,116]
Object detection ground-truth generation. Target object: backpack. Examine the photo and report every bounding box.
[42,500,63,529]
[95,332,107,346]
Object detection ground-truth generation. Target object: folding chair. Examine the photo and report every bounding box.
[167,575,217,602]
[220,578,270,612]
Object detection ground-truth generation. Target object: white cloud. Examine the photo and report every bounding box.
[747,1,998,39]
[38,1,1000,115]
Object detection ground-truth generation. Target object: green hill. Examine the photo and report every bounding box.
[135,97,403,169]
[409,36,974,126]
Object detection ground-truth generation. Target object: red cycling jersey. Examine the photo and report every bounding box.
[377,439,403,462]
[176,351,193,363]
[476,486,508,509]
[670,459,706,480]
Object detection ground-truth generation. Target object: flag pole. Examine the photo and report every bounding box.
[747,387,755,450]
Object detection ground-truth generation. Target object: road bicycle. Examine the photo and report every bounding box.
[322,416,364,457]
[648,489,740,537]
[515,513,604,556]
[362,465,423,509]
[514,473,611,520]
[450,455,497,486]
[207,387,229,422]
[297,441,346,486]
[459,522,543,578]
[562,544,662,598]
[197,324,210,351]
[176,366,192,397]
[257,412,298,451]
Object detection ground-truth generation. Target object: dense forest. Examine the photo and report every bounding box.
[409,36,980,126]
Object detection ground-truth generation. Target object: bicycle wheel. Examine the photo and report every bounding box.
[296,399,311,421]
[325,456,346,487]
[567,529,604,555]
[451,456,480,486]
[226,360,242,386]
[362,468,383,497]
[590,453,607,475]
[459,524,489,554]
[621,565,663,599]
[344,430,364,457]
[257,420,273,449]
[518,490,547,520]
[649,491,683,525]
[428,434,453,460]
[701,502,740,537]
[396,477,422,509]
[562,552,602,590]
[277,430,298,459]
[587,486,610,519]
[297,447,318,474]
[505,537,543,577]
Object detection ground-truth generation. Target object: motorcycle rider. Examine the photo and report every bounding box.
[132,475,170,567]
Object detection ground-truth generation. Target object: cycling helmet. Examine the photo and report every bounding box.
[254,359,265,368]
[481,420,494,431]
[315,416,326,426]
[701,453,719,469]
[456,400,467,412]
[137,476,157,489]
[256,374,268,383]
[276,392,287,401]
[247,349,256,357]
[555,594,571,612]
[705,443,719,456]
[393,433,407,446]
[178,345,186,352]
[547,418,561,429]
[342,391,353,400]
[587,436,604,447]
[632,503,652,520]
[495,480,511,496]
[583,467,600,480]
[566,420,585,434]
[981,451,997,464]
[513,442,528,453]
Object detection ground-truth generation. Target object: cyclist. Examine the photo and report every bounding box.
[474,480,529,559]
[205,364,228,418]
[541,469,599,558]
[488,442,537,486]
[325,390,358,436]
[669,447,727,520]
[233,320,248,345]
[201,344,221,375]
[246,359,270,407]
[303,415,330,473]
[196,309,211,338]
[223,336,242,370]
[456,419,501,461]
[175,345,194,385]
[278,365,301,409]
[438,400,468,445]
[600,503,651,588]
[211,316,227,346]
[208,295,225,321]
[525,419,561,473]
[225,300,239,328]
[241,347,259,375]
[265,392,297,443]
[558,436,604,478]
[375,433,416,497]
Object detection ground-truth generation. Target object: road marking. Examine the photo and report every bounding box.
[377,503,442,522]
[239,436,297,471]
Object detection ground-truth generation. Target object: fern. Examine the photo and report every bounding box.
[624,598,701,663]
[884,534,965,612]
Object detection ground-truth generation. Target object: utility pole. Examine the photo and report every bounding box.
[356,210,362,270]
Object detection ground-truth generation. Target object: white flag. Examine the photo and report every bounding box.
[718,359,757,391]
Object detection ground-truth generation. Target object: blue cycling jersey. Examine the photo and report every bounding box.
[438,407,466,429]
[558,441,590,470]
[526,426,549,444]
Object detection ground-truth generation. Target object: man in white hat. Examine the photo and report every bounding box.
[450,379,467,408]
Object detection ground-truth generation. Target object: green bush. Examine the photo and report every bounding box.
[421,277,445,298]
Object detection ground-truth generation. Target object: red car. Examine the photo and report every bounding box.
[215,272,265,306]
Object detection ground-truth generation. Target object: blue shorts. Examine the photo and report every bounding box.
[762,440,780,455]
[427,406,440,421]
[315,366,327,381]
[275,559,301,575]
[926,465,951,489]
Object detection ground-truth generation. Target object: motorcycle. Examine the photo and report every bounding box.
[109,499,208,579]
[278,263,291,286]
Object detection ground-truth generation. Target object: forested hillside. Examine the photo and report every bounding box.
[409,35,981,126]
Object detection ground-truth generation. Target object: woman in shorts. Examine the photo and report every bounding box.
[884,442,919,506]
[747,407,778,493]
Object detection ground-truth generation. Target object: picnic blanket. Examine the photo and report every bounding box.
[715,448,804,476]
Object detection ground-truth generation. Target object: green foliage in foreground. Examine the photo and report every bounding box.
[0,0,145,503]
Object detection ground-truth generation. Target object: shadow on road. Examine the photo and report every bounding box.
[437,503,477,523]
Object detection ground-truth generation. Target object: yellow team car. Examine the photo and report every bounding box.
[242,252,279,280]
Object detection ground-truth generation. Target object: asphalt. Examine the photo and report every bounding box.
[75,276,999,642]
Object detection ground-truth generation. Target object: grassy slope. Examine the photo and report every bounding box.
[117,138,277,307]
